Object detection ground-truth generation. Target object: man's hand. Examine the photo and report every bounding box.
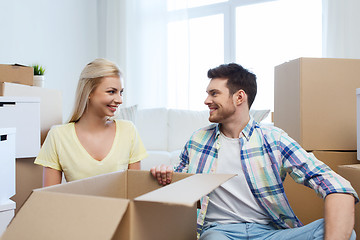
[150,164,173,186]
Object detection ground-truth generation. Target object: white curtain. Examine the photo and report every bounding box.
[97,0,170,109]
[323,0,360,58]
[124,0,170,109]
[97,0,125,68]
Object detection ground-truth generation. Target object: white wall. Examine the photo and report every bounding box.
[0,0,99,122]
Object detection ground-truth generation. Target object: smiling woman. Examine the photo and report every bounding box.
[34,58,148,186]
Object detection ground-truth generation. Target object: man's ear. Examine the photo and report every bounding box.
[234,89,247,106]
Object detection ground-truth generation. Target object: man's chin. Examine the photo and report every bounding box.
[208,116,220,123]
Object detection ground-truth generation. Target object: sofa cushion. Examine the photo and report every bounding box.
[114,105,138,123]
[168,109,210,152]
[136,108,168,151]
[250,109,270,122]
[170,150,182,167]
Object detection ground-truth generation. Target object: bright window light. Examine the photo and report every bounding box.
[167,14,224,110]
[167,0,228,11]
[236,0,322,113]
[165,0,322,114]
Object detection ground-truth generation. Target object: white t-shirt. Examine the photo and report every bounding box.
[204,132,271,227]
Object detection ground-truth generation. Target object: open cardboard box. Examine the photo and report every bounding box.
[1,170,234,240]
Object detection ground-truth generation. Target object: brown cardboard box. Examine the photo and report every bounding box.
[338,164,360,235]
[0,64,33,86]
[284,151,358,225]
[274,57,360,151]
[0,82,62,144]
[2,170,234,240]
[10,158,43,213]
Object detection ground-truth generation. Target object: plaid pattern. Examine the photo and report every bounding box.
[174,117,358,239]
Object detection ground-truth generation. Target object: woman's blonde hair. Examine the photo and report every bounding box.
[68,58,122,123]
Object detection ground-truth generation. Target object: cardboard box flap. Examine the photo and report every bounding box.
[2,191,129,240]
[339,164,360,170]
[41,170,127,198]
[135,173,235,206]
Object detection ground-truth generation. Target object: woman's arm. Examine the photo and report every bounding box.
[128,161,141,170]
[43,167,62,187]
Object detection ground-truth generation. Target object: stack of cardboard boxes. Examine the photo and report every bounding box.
[274,58,360,232]
[0,64,63,219]
[0,64,37,235]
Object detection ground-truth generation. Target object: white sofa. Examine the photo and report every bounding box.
[116,107,270,170]
[136,108,211,170]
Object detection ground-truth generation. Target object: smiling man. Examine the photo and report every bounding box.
[151,63,358,240]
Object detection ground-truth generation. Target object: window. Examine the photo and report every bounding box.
[235,0,322,111]
[167,0,228,11]
[167,14,224,110]
[165,0,322,114]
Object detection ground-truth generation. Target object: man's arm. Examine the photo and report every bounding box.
[324,193,355,240]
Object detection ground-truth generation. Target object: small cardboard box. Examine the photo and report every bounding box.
[274,57,360,151]
[0,64,33,86]
[337,164,360,235]
[1,170,234,240]
[283,151,358,225]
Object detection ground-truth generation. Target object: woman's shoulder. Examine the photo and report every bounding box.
[114,119,135,128]
[48,122,74,136]
[114,119,138,139]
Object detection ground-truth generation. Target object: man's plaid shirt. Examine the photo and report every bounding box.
[174,117,358,238]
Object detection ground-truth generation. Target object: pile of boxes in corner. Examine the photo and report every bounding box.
[0,64,37,237]
[0,64,63,239]
[274,58,360,233]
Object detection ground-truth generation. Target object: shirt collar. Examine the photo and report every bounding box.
[215,115,257,141]
[241,115,256,141]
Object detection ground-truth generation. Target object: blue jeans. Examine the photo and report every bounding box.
[199,219,356,240]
